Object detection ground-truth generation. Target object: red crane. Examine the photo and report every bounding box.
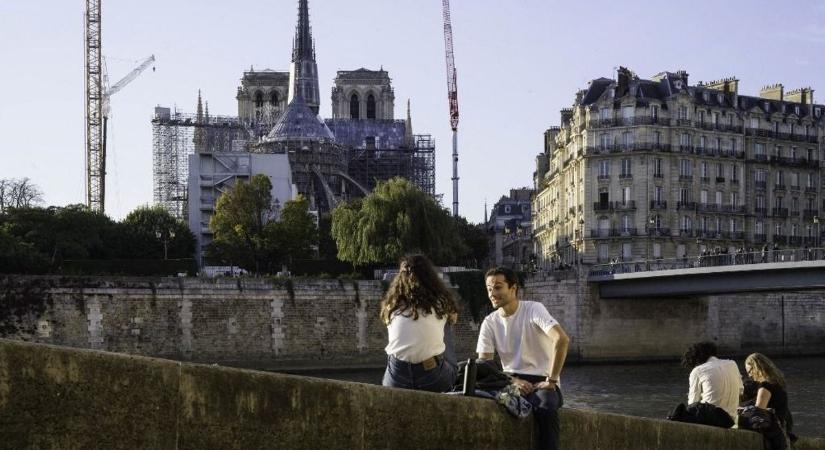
[442,0,459,217]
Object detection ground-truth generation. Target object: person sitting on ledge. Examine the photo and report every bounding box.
[668,341,742,428]
[477,266,569,450]
[380,254,458,393]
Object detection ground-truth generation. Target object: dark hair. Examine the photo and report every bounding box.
[380,254,458,325]
[484,266,519,293]
[681,342,718,369]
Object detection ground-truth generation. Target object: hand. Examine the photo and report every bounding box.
[511,377,535,396]
[534,380,557,391]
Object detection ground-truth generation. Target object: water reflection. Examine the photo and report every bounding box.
[288,357,825,438]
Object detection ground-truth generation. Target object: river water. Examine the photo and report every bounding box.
[286,357,825,438]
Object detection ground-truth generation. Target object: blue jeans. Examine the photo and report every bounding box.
[382,322,457,393]
[512,373,564,450]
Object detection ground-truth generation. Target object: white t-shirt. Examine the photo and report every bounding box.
[476,300,559,377]
[384,310,446,363]
[688,356,744,420]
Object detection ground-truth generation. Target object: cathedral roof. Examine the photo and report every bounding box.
[265,94,334,142]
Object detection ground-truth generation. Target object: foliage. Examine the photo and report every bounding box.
[454,216,489,268]
[330,177,464,266]
[446,270,491,321]
[121,205,195,259]
[207,175,318,274]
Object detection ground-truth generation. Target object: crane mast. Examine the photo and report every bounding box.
[442,0,459,217]
[85,0,104,213]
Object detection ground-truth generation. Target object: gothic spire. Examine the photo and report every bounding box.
[292,0,315,62]
[196,89,203,123]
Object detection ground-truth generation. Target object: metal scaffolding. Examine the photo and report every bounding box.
[345,134,435,196]
[151,107,251,219]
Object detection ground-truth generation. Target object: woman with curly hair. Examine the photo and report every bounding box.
[743,352,794,449]
[381,254,458,392]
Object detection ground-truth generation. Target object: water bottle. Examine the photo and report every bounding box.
[462,358,477,396]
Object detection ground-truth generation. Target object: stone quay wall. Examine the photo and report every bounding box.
[1,275,824,370]
[7,339,825,450]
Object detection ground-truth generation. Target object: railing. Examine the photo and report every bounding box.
[677,201,697,210]
[803,209,819,219]
[700,176,711,183]
[614,200,636,210]
[679,175,693,182]
[589,246,825,276]
[805,186,817,193]
[647,227,670,237]
[755,181,767,190]
[754,207,767,216]
[650,200,667,210]
[772,207,789,218]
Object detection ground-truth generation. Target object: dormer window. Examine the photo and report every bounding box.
[795,105,801,115]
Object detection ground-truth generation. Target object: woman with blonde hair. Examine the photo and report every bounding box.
[743,353,794,449]
[381,254,458,392]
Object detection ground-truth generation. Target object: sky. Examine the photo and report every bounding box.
[2,0,825,224]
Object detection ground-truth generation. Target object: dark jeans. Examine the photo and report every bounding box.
[511,373,564,450]
[382,322,456,393]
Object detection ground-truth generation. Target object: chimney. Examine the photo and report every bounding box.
[759,83,784,101]
[786,87,814,105]
[616,66,632,97]
[705,77,739,104]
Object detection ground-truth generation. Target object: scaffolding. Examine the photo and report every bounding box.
[151,107,251,219]
[345,134,436,196]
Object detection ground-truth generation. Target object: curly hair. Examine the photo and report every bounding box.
[745,353,786,388]
[681,341,718,369]
[380,254,458,325]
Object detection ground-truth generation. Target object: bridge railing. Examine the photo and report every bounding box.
[589,247,825,277]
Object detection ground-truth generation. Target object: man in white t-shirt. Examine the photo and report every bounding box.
[477,267,570,450]
[679,341,743,426]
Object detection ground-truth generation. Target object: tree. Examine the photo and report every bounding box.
[121,205,195,259]
[0,178,43,213]
[271,195,317,265]
[331,177,463,266]
[454,216,490,268]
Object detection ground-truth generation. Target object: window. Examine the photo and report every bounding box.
[716,163,724,178]
[731,219,738,233]
[254,91,264,108]
[679,159,692,176]
[775,196,784,209]
[622,105,634,121]
[791,172,799,187]
[366,94,376,119]
[750,117,759,129]
[756,195,765,209]
[700,161,709,178]
[755,169,767,182]
[350,93,360,119]
[755,143,766,156]
[621,158,632,176]
[679,105,689,120]
[622,186,631,204]
[714,138,721,151]
[776,171,784,186]
[598,160,609,177]
[654,131,661,145]
[756,221,764,234]
[600,133,610,148]
[653,243,662,259]
[792,197,799,212]
[698,110,705,124]
[622,131,634,147]
[682,216,693,231]
[807,173,815,188]
[713,111,720,125]
[621,215,631,231]
[269,91,279,106]
[651,105,659,121]
[600,108,611,120]
[808,148,815,161]
[680,133,692,147]
[699,136,706,150]
[654,186,664,202]
[680,188,691,203]
[654,158,663,177]
[622,243,632,260]
[731,165,739,181]
[598,243,609,262]
[731,192,739,207]
[700,190,708,204]
[715,191,722,206]
[791,223,799,237]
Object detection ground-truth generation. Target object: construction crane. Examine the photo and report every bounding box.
[84,0,154,213]
[441,0,459,217]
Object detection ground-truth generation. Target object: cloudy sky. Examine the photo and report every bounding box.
[2,0,825,224]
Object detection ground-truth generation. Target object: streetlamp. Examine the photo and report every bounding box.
[156,228,176,260]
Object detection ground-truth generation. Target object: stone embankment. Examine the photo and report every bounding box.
[4,339,824,450]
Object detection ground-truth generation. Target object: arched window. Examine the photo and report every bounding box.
[270,91,278,106]
[366,94,376,119]
[350,93,360,119]
[254,91,264,108]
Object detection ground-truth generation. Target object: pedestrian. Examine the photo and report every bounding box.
[761,244,768,263]
[381,254,458,392]
[477,267,570,450]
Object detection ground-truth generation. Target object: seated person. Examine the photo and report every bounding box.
[672,342,742,427]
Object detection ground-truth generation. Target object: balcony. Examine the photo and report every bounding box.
[753,234,767,243]
[700,176,711,184]
[730,178,740,185]
[774,184,786,191]
[590,228,610,238]
[649,200,667,210]
[803,209,819,219]
[805,186,818,193]
[674,119,693,127]
[593,202,612,212]
[772,207,789,218]
[679,229,697,237]
[772,235,788,245]
[597,174,610,182]
[753,154,768,162]
[716,177,726,183]
[679,175,694,182]
[614,200,637,210]
[788,236,803,246]
[653,173,664,178]
[679,145,695,154]
[790,209,801,217]
[647,227,670,237]
[754,207,767,216]
[677,201,697,210]
[619,173,633,180]
[755,181,767,190]
[720,204,748,214]
[698,203,718,212]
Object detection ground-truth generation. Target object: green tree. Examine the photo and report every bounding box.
[207,174,275,274]
[271,195,318,265]
[454,216,489,268]
[331,177,463,265]
[121,205,195,259]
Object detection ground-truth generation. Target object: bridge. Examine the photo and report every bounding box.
[587,247,825,298]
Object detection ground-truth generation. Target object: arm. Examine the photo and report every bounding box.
[755,387,772,409]
[687,368,701,404]
[535,324,569,391]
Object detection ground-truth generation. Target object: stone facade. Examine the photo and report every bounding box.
[330,69,395,120]
[2,275,824,368]
[486,188,534,270]
[533,67,825,268]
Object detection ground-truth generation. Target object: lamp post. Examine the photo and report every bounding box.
[156,228,176,260]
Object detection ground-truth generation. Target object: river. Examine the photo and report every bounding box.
[284,356,824,438]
